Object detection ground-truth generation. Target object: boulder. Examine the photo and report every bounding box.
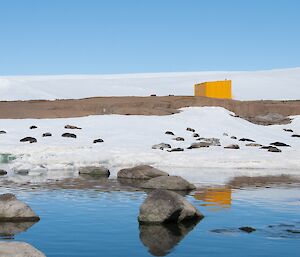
[117,165,169,180]
[42,132,52,137]
[152,143,171,150]
[0,169,7,175]
[173,137,184,141]
[187,142,210,149]
[270,142,291,147]
[93,138,104,143]
[0,194,40,222]
[245,143,263,147]
[224,144,240,149]
[138,189,203,224]
[0,130,6,134]
[283,129,293,132]
[62,132,76,138]
[0,242,45,257]
[167,148,184,152]
[268,146,282,152]
[165,131,174,135]
[29,125,37,129]
[186,128,195,132]
[239,138,255,142]
[292,134,300,138]
[239,226,256,233]
[65,124,82,129]
[78,166,110,177]
[20,137,37,143]
[141,175,196,191]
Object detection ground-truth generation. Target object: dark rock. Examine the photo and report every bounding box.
[79,166,110,177]
[270,142,291,147]
[64,125,82,130]
[292,134,300,138]
[173,137,184,141]
[117,165,169,180]
[139,220,200,256]
[186,128,195,132]
[62,133,76,138]
[283,129,293,132]
[20,137,37,143]
[141,175,196,191]
[0,193,40,222]
[42,132,52,137]
[0,130,6,134]
[0,169,7,176]
[224,144,240,149]
[239,226,256,233]
[93,138,104,143]
[239,138,255,142]
[268,146,282,152]
[165,131,175,136]
[167,148,184,152]
[152,143,171,150]
[29,125,37,129]
[138,189,203,224]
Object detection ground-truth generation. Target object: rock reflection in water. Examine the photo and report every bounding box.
[139,219,201,256]
[194,187,232,210]
[0,221,37,239]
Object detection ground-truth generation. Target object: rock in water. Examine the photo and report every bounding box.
[0,242,45,257]
[42,132,52,137]
[0,194,40,222]
[165,131,174,135]
[117,165,169,180]
[62,133,77,138]
[0,169,7,175]
[138,189,203,224]
[270,142,291,147]
[20,137,37,143]
[152,143,171,150]
[141,176,196,191]
[78,166,110,177]
[239,226,256,233]
[224,144,240,149]
[93,138,104,143]
[65,124,82,129]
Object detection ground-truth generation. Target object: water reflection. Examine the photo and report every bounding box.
[139,219,201,256]
[0,221,38,239]
[194,188,232,210]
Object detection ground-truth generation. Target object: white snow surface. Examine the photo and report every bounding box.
[0,68,300,101]
[0,107,300,185]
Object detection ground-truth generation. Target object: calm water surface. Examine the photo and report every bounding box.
[0,185,300,257]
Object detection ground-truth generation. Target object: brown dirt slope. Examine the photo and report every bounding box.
[0,96,299,125]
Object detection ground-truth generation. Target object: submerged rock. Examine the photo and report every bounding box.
[42,132,52,137]
[20,137,37,143]
[138,189,203,224]
[270,142,291,147]
[117,165,169,180]
[65,124,82,129]
[0,242,45,257]
[93,138,104,143]
[0,194,40,222]
[152,143,171,150]
[62,132,77,138]
[78,166,110,177]
[141,176,196,191]
[224,144,240,149]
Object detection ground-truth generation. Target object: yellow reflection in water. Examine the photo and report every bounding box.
[194,188,232,210]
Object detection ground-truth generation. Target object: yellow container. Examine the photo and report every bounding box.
[194,80,232,99]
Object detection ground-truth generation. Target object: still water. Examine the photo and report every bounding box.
[0,184,300,256]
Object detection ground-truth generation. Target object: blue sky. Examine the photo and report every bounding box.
[0,0,299,75]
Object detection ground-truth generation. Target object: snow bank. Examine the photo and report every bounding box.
[0,68,300,101]
[0,107,299,184]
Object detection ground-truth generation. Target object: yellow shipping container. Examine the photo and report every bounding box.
[194,80,232,99]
